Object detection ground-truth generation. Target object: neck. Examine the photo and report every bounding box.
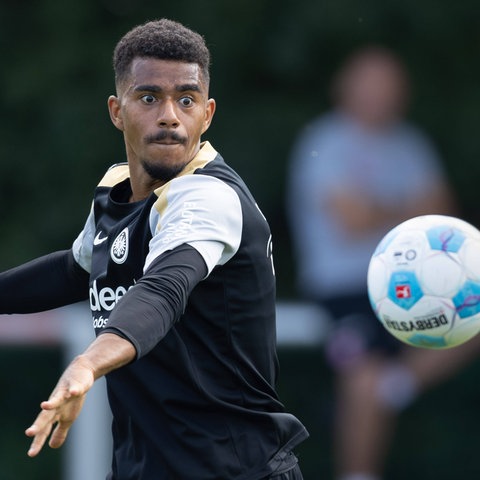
[128,166,166,202]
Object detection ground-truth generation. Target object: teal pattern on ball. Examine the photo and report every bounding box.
[427,225,465,253]
[453,280,480,318]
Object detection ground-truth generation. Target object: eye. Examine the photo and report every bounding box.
[179,96,194,107]
[140,94,156,104]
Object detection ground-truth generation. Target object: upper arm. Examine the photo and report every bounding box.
[72,205,95,273]
[145,175,243,274]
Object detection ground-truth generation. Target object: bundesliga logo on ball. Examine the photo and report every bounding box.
[367,215,480,349]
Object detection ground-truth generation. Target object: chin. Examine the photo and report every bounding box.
[141,158,187,183]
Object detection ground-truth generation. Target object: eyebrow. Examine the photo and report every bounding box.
[133,84,202,93]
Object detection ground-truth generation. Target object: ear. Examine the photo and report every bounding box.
[201,98,216,135]
[108,95,124,131]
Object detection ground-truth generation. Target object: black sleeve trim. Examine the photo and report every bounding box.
[0,250,89,314]
[100,244,208,358]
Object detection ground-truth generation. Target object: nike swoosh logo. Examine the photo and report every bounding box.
[93,232,108,246]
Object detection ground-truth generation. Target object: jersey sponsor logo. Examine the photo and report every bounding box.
[111,227,129,264]
[90,279,130,312]
[90,279,135,328]
[92,315,109,329]
[93,231,108,246]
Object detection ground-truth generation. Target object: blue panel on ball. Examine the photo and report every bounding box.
[387,271,423,310]
[407,334,447,348]
[453,280,480,318]
[427,226,465,252]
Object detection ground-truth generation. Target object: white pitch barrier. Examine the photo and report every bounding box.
[0,300,331,480]
[0,302,111,480]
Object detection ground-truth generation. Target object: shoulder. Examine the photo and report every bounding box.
[97,163,130,188]
[152,174,241,217]
[145,173,244,273]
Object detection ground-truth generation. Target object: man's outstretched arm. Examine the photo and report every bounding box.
[25,332,136,457]
[0,249,89,314]
[24,244,208,456]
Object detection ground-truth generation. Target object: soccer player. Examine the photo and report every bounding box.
[0,19,308,479]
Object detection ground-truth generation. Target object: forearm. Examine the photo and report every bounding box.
[329,182,457,235]
[101,244,208,358]
[0,250,89,314]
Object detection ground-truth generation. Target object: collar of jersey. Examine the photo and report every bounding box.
[98,141,217,192]
[177,141,217,177]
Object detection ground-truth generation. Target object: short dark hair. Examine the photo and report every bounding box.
[113,19,211,88]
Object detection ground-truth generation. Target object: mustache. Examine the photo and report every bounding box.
[145,130,187,145]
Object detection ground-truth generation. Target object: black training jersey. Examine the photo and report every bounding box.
[72,142,308,480]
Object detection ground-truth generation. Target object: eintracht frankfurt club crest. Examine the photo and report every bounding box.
[111,227,129,264]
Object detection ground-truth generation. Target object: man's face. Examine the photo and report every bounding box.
[109,58,215,184]
[340,58,408,128]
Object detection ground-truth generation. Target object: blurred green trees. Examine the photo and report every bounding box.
[1,0,480,296]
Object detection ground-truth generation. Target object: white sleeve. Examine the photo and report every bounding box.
[145,175,243,274]
[72,206,95,273]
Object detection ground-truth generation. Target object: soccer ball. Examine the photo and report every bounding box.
[367,214,480,349]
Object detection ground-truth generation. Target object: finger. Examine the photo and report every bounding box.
[48,421,72,449]
[40,388,76,411]
[25,408,58,456]
[25,422,54,457]
[42,382,85,410]
[26,408,57,436]
[40,398,63,410]
[27,433,49,457]
[67,381,85,396]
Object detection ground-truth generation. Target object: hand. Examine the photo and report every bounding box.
[25,356,95,457]
[24,332,136,457]
[328,190,375,233]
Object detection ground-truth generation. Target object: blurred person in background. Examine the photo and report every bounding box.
[287,46,480,480]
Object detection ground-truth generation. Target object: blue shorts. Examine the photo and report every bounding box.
[320,292,402,369]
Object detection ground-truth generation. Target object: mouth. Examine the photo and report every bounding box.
[146,131,186,146]
[150,141,184,150]
[152,140,181,145]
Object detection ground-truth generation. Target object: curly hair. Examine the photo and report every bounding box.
[113,19,211,88]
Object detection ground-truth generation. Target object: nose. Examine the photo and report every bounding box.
[157,99,180,128]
